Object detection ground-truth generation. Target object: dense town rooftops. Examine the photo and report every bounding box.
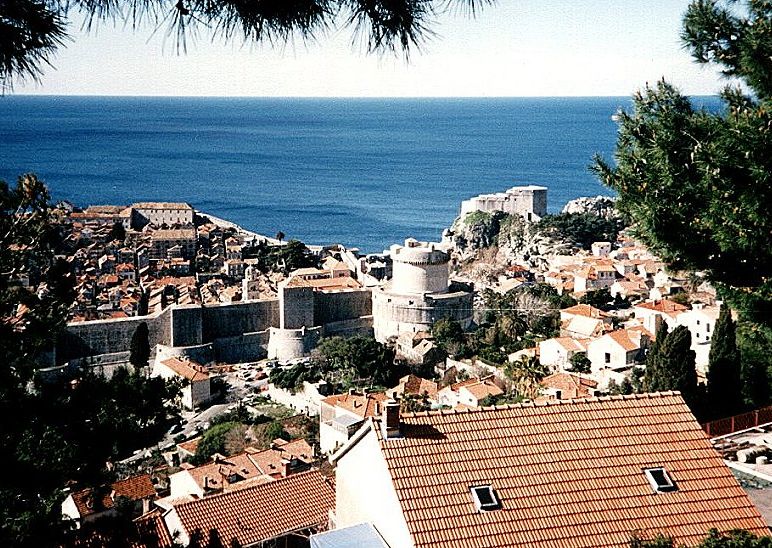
[367,392,768,548]
[636,299,689,315]
[150,228,197,240]
[171,470,334,546]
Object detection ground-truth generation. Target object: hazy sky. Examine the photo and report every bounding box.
[18,0,726,97]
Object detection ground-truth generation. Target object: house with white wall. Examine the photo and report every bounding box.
[586,328,650,374]
[538,337,590,371]
[319,391,388,454]
[326,394,768,548]
[152,357,211,410]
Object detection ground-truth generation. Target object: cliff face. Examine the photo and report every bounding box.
[444,211,568,276]
[561,195,617,218]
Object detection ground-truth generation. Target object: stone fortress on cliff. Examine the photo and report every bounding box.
[460,184,547,221]
[56,185,546,370]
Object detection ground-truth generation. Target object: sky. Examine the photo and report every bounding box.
[17,0,727,97]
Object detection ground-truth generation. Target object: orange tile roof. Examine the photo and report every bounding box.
[372,393,768,548]
[112,474,156,500]
[636,299,688,315]
[393,374,439,400]
[322,391,388,419]
[133,509,174,548]
[172,470,334,546]
[71,474,155,518]
[462,380,504,401]
[186,452,267,493]
[540,372,598,399]
[561,304,608,319]
[606,329,642,352]
[247,439,315,479]
[160,357,209,382]
[177,437,201,456]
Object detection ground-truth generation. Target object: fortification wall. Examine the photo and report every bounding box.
[201,299,279,341]
[280,286,314,329]
[313,289,372,326]
[372,289,474,342]
[323,316,374,338]
[267,326,322,360]
[170,305,203,347]
[156,343,214,365]
[59,306,172,363]
[212,331,270,363]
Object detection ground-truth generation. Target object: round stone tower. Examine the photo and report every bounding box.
[372,238,473,342]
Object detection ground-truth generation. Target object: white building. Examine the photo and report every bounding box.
[586,328,650,374]
[538,337,590,370]
[459,185,547,222]
[319,391,389,454]
[676,303,721,375]
[152,357,211,410]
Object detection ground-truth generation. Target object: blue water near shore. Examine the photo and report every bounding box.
[0,96,719,252]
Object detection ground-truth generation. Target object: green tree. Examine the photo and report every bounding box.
[738,323,772,409]
[593,1,772,327]
[193,421,242,463]
[707,305,743,419]
[644,322,669,392]
[654,325,698,408]
[580,288,613,310]
[314,335,398,387]
[129,322,151,370]
[1,0,493,89]
[569,353,592,374]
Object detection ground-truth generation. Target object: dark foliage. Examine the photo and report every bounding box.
[707,305,743,419]
[536,212,625,250]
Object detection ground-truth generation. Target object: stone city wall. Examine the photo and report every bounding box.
[201,299,279,341]
[313,289,372,326]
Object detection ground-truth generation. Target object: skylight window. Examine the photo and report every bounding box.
[470,485,501,511]
[643,467,678,493]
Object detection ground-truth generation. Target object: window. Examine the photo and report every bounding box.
[604,352,611,364]
[643,467,677,493]
[470,485,501,511]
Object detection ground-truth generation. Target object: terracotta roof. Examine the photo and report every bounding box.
[184,452,267,493]
[172,470,334,546]
[248,439,315,479]
[112,474,156,500]
[540,372,598,400]
[605,329,643,352]
[151,228,196,241]
[177,437,201,456]
[372,393,768,548]
[322,391,388,419]
[285,275,362,291]
[462,380,504,401]
[636,299,688,315]
[160,357,209,382]
[392,374,439,400]
[71,474,155,518]
[133,509,174,548]
[561,304,608,319]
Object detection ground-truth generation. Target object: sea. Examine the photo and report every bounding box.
[0,96,720,252]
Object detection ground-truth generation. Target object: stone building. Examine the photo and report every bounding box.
[130,202,194,229]
[459,185,547,221]
[372,239,473,342]
[150,228,197,260]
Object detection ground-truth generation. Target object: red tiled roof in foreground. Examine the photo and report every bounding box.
[172,470,334,546]
[373,392,768,548]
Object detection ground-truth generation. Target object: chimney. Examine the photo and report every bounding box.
[382,399,402,440]
[281,459,291,478]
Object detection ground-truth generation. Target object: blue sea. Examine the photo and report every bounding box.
[0,96,719,252]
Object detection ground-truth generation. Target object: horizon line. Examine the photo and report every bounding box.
[6,93,719,100]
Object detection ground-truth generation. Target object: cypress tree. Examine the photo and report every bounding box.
[129,322,150,370]
[707,305,742,419]
[644,321,669,392]
[659,325,698,408]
